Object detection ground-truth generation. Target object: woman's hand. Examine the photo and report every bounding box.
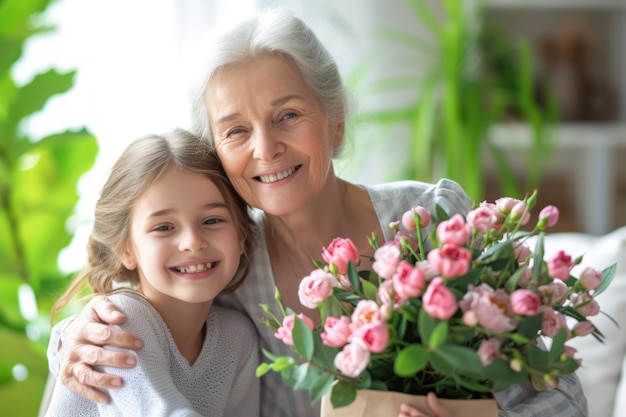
[399,393,450,417]
[57,295,144,403]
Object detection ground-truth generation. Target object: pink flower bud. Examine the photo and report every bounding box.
[547,251,573,280]
[334,341,370,378]
[298,269,335,309]
[539,205,560,228]
[353,322,390,353]
[274,313,315,346]
[401,205,430,231]
[422,277,458,320]
[510,289,540,316]
[579,267,602,291]
[322,237,360,275]
[427,244,472,278]
[436,214,470,246]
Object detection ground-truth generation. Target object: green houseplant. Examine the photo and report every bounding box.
[349,0,556,201]
[0,0,98,414]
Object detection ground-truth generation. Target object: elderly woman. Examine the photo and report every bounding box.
[45,8,587,417]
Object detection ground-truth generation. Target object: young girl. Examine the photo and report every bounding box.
[44,129,259,417]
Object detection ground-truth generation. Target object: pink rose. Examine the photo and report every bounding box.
[353,322,390,353]
[538,205,559,229]
[460,284,517,332]
[395,231,419,255]
[511,201,530,225]
[436,214,471,246]
[322,237,360,275]
[573,293,600,317]
[541,308,568,338]
[427,244,472,278]
[510,289,540,316]
[274,313,315,346]
[392,261,426,301]
[477,338,502,366]
[539,282,568,304]
[352,300,384,329]
[377,279,396,307]
[517,267,533,288]
[298,269,335,309]
[513,243,532,264]
[334,341,370,378]
[579,267,602,291]
[422,277,458,320]
[372,245,402,279]
[466,206,498,234]
[547,251,573,280]
[495,197,519,214]
[401,205,431,231]
[572,320,594,337]
[321,316,352,348]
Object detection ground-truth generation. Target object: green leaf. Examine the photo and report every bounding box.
[418,308,438,345]
[292,316,314,360]
[255,362,270,377]
[548,328,568,363]
[516,313,543,341]
[308,373,335,404]
[428,321,449,349]
[432,345,485,377]
[394,344,428,377]
[485,358,529,392]
[347,261,361,292]
[330,380,357,409]
[593,263,617,297]
[361,279,378,301]
[291,363,318,390]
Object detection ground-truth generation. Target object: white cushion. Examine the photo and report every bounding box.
[535,227,626,417]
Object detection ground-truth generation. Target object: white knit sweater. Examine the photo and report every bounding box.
[45,292,259,417]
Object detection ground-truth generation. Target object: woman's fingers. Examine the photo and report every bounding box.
[86,295,127,325]
[399,403,431,417]
[426,393,450,417]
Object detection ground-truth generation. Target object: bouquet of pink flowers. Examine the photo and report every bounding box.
[257,191,616,409]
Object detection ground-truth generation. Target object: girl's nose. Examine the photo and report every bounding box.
[179,228,208,252]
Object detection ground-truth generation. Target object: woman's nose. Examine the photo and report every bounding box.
[251,127,285,161]
[179,228,208,252]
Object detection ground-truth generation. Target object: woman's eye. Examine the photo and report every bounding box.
[281,112,297,121]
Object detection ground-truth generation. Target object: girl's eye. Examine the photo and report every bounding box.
[152,225,173,232]
[203,218,222,225]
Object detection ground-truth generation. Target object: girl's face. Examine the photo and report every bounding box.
[206,55,344,216]
[122,167,242,307]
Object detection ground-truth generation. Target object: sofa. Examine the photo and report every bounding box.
[539,226,626,417]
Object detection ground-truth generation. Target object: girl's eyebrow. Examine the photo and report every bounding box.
[146,202,229,218]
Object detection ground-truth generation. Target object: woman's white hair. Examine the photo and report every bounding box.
[187,8,349,148]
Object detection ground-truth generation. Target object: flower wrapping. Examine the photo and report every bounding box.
[321,389,498,417]
[257,191,616,410]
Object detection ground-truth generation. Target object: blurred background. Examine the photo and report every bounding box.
[1,0,625,415]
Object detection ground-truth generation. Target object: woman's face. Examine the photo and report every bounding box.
[205,55,344,216]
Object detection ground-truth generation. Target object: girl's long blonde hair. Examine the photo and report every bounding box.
[51,128,255,322]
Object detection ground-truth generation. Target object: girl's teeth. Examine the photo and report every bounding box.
[178,262,213,273]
